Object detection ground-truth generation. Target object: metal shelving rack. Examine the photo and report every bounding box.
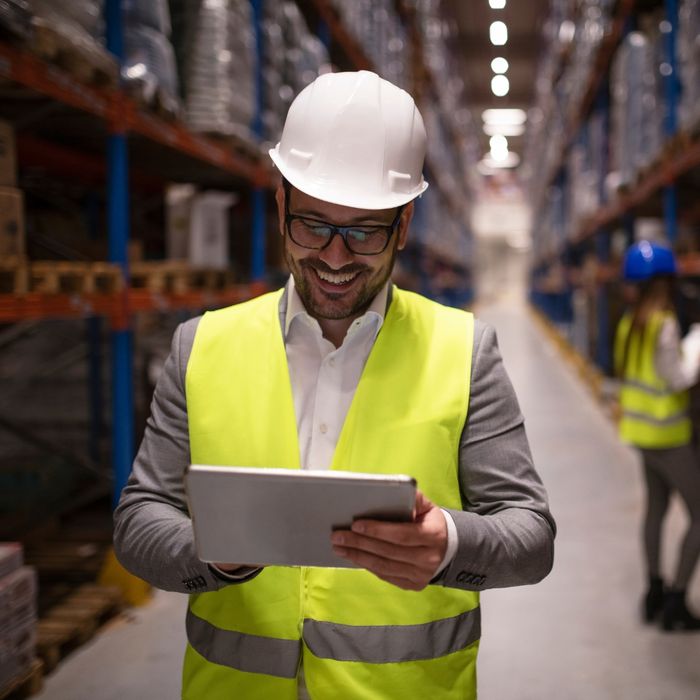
[530,0,700,374]
[0,2,275,508]
[0,0,476,514]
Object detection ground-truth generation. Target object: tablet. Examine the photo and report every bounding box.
[185,465,417,568]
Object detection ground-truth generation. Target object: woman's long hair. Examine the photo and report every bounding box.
[616,275,676,378]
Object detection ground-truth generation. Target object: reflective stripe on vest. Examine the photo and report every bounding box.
[187,606,481,673]
[613,310,691,448]
[187,608,301,678]
[184,287,479,699]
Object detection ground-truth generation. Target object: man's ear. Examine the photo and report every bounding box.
[397,202,414,251]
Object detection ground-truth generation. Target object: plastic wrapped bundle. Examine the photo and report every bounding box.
[122,0,171,36]
[185,0,256,140]
[260,1,329,145]
[58,0,103,38]
[27,1,118,85]
[679,0,700,131]
[611,31,664,188]
[123,25,180,113]
[0,0,32,40]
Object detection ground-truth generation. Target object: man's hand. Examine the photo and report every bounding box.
[330,490,447,591]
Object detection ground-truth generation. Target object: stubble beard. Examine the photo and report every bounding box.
[285,245,398,321]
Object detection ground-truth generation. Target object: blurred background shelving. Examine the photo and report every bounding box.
[2,1,700,696]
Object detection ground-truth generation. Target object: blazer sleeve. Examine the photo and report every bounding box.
[113,317,260,593]
[437,320,556,591]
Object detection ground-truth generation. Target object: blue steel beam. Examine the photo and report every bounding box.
[106,0,134,508]
[251,0,267,281]
[662,0,680,242]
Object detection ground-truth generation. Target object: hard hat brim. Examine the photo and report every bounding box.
[269,147,429,211]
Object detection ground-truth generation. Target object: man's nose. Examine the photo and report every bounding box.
[319,232,355,269]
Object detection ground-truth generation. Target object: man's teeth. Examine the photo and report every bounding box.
[315,269,359,285]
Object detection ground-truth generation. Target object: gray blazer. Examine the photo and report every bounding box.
[114,293,555,594]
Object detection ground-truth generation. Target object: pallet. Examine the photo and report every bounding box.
[30,21,118,89]
[130,261,235,294]
[128,82,182,123]
[0,258,28,294]
[36,584,122,672]
[0,660,43,700]
[29,262,124,295]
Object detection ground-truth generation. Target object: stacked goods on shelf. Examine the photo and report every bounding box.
[330,0,412,91]
[261,2,329,146]
[679,0,700,132]
[26,0,118,87]
[165,185,236,270]
[0,120,24,266]
[564,109,606,236]
[0,543,39,696]
[172,0,255,141]
[524,0,614,236]
[610,18,666,191]
[122,0,180,117]
[408,0,477,196]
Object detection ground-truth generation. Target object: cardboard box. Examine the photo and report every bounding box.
[0,121,17,188]
[0,187,25,259]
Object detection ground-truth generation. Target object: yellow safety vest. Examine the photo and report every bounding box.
[614,310,691,448]
[183,287,480,699]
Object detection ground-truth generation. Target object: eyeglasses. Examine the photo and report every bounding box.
[284,189,404,256]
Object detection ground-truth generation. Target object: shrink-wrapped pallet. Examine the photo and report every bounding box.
[679,0,700,131]
[183,0,256,140]
[261,2,329,145]
[122,0,180,115]
[611,31,664,189]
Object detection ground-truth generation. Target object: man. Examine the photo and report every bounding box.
[114,71,555,699]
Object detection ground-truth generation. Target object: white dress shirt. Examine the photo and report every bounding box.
[284,276,457,572]
[656,317,700,391]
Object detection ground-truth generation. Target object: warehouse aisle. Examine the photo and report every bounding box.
[477,301,700,700]
[35,301,700,700]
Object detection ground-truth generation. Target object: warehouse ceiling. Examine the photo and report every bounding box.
[442,0,550,171]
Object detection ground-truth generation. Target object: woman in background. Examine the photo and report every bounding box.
[615,240,700,631]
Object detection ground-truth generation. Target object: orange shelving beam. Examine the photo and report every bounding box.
[0,40,273,188]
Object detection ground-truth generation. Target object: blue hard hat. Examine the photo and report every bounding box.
[623,240,677,281]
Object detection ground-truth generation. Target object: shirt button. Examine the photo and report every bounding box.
[328,357,335,367]
[319,423,328,434]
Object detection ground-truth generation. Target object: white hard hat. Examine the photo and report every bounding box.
[269,71,429,210]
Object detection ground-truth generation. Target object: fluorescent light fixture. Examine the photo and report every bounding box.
[491,57,509,74]
[491,74,510,96]
[479,152,520,171]
[490,21,508,46]
[483,122,525,137]
[482,108,527,125]
[489,134,508,152]
[489,0,506,8]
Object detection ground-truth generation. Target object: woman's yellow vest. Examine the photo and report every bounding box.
[614,310,691,448]
[183,287,480,699]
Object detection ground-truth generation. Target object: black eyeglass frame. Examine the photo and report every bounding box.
[283,182,405,256]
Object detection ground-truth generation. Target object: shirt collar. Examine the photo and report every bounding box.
[284,275,389,340]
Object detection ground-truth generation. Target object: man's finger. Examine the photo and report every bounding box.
[332,545,430,582]
[349,518,436,546]
[331,531,438,566]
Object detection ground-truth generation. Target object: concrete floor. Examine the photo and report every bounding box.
[36,301,700,700]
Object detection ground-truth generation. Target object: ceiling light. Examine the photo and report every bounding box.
[489,134,508,152]
[483,123,525,137]
[491,57,509,74]
[489,0,506,8]
[480,152,520,170]
[490,21,508,46]
[491,74,510,96]
[482,108,527,125]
